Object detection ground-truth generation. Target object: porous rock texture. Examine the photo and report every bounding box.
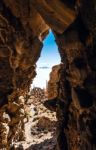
[0,0,96,149]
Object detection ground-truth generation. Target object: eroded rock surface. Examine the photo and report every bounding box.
[0,0,96,150]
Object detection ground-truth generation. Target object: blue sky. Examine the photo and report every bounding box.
[32,31,61,88]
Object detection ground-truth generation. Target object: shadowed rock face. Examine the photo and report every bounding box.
[0,0,96,149]
[43,98,57,112]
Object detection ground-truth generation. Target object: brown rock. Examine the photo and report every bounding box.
[47,64,62,99]
[0,0,96,149]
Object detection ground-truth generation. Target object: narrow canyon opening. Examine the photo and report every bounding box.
[0,1,96,150]
[32,30,61,89]
[13,31,61,149]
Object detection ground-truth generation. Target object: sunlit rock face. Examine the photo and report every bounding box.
[0,0,96,149]
[48,64,62,100]
[43,64,62,112]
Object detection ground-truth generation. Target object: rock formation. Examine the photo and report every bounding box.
[43,64,62,112]
[0,0,96,149]
[48,64,62,99]
[30,87,46,100]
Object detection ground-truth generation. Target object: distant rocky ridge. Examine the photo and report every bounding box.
[30,87,46,100]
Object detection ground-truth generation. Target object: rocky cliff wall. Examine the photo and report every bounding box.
[47,64,62,100]
[0,0,49,148]
[0,0,96,149]
[54,1,96,148]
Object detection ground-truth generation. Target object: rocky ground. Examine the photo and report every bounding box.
[14,93,57,150]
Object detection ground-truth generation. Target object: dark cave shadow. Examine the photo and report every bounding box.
[25,137,56,150]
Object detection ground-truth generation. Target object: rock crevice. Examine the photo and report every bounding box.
[0,0,96,149]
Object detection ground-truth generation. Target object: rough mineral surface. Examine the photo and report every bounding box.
[13,94,57,150]
[47,64,62,99]
[0,0,96,150]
